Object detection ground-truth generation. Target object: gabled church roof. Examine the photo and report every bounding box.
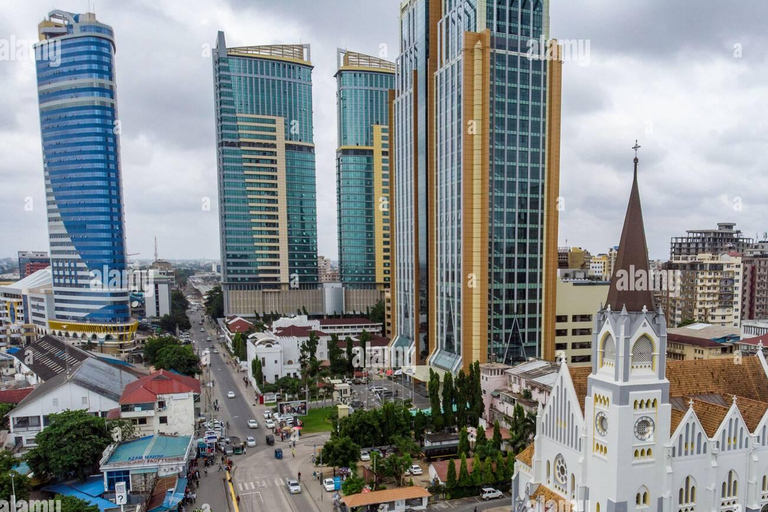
[605,147,656,312]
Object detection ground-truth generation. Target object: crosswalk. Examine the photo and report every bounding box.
[237,477,287,491]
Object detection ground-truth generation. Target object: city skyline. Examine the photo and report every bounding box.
[2,0,768,263]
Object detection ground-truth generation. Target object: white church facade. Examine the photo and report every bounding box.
[513,153,768,512]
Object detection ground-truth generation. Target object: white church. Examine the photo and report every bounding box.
[513,153,768,512]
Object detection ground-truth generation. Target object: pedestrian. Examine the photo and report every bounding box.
[204,468,208,477]
[292,448,295,458]
[218,463,223,472]
[298,472,301,482]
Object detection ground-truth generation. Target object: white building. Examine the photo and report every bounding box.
[271,315,382,337]
[247,326,331,385]
[8,357,138,447]
[117,370,201,437]
[513,160,768,512]
[128,269,173,319]
[0,267,53,345]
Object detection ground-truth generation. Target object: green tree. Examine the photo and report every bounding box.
[108,418,138,442]
[495,452,508,485]
[457,427,470,457]
[509,404,537,454]
[321,436,361,469]
[457,453,472,488]
[154,344,200,375]
[233,332,247,361]
[204,286,224,319]
[384,451,413,487]
[300,331,320,380]
[328,334,347,376]
[251,358,263,385]
[357,330,371,369]
[428,369,444,431]
[475,425,486,452]
[472,453,483,486]
[143,335,178,365]
[445,458,457,490]
[492,420,503,450]
[56,494,101,512]
[482,456,495,486]
[0,403,13,430]
[413,411,429,445]
[455,370,468,428]
[369,299,385,324]
[159,311,190,332]
[26,410,113,481]
[0,450,30,502]
[471,361,484,425]
[506,453,516,482]
[344,336,355,375]
[442,372,454,427]
[341,470,366,496]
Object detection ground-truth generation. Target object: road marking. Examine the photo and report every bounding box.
[237,482,243,491]
[274,477,284,487]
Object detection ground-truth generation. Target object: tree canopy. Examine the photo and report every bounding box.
[0,450,30,502]
[204,286,224,319]
[56,495,101,512]
[320,436,360,468]
[153,343,200,376]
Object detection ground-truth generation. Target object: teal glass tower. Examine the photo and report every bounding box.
[213,32,318,315]
[335,50,395,288]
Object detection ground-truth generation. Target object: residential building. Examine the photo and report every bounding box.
[742,319,768,338]
[247,327,331,385]
[661,253,743,328]
[10,334,92,385]
[118,370,201,437]
[670,222,754,259]
[17,251,49,279]
[99,434,194,493]
[554,276,609,366]
[742,254,768,320]
[318,256,339,283]
[589,253,610,280]
[558,247,591,270]
[35,11,135,343]
[0,268,52,345]
[513,154,768,512]
[8,357,138,447]
[128,269,172,319]
[482,359,559,429]
[271,315,382,337]
[335,49,395,288]
[666,333,735,361]
[392,0,563,374]
[213,33,318,316]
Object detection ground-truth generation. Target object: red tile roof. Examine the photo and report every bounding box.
[668,333,723,348]
[120,370,201,405]
[738,335,766,346]
[0,388,34,404]
[226,317,254,334]
[274,326,327,338]
[319,318,377,326]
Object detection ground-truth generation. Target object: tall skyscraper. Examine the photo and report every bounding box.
[35,10,135,343]
[335,49,395,288]
[213,33,318,315]
[392,0,562,373]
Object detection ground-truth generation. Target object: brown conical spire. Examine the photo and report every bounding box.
[606,142,656,312]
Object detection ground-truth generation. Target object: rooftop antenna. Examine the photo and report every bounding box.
[154,236,158,263]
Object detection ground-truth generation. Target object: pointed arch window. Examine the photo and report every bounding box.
[631,336,654,370]
[636,486,650,508]
[678,475,696,512]
[721,470,738,506]
[601,335,615,368]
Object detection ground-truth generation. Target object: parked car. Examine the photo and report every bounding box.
[350,400,364,409]
[263,410,272,419]
[246,436,256,447]
[200,328,205,332]
[360,451,370,461]
[227,391,236,399]
[213,349,219,354]
[266,434,275,445]
[379,390,394,399]
[286,480,302,494]
[481,488,504,500]
[406,464,423,476]
[369,386,386,393]
[323,478,336,492]
[247,419,259,429]
[265,419,275,429]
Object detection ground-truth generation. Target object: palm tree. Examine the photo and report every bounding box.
[509,404,536,454]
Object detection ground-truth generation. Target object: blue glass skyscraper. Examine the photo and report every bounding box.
[35,10,134,343]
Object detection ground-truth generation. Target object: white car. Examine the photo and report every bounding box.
[265,419,275,429]
[360,451,370,461]
[263,410,272,419]
[323,478,336,492]
[246,436,256,447]
[481,488,504,500]
[369,386,386,393]
[200,328,205,332]
[227,391,236,399]
[247,419,258,429]
[406,464,422,476]
[285,416,294,426]
[286,479,302,494]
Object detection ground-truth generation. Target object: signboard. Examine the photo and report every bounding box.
[333,476,342,491]
[278,400,307,416]
[115,482,127,505]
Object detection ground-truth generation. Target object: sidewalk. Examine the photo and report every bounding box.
[193,460,232,512]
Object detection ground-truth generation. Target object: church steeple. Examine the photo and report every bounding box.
[606,141,655,312]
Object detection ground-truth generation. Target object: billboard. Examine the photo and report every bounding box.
[278,400,307,416]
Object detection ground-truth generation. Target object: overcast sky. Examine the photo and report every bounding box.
[1,0,767,263]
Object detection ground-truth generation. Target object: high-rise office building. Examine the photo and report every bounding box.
[34,10,135,343]
[17,251,50,279]
[392,0,562,374]
[213,33,318,315]
[335,49,395,288]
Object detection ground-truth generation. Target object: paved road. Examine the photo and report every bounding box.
[188,308,319,512]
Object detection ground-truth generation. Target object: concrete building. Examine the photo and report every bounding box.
[247,326,331,385]
[17,251,49,279]
[742,254,768,321]
[589,254,610,280]
[335,50,395,288]
[118,370,201,437]
[666,333,735,361]
[661,253,743,328]
[391,0,563,374]
[8,357,138,448]
[271,315,382,337]
[554,276,609,366]
[742,320,768,338]
[35,11,135,343]
[128,269,172,319]
[0,268,52,345]
[213,34,319,316]
[558,247,591,270]
[513,155,768,512]
[318,256,339,283]
[670,222,754,259]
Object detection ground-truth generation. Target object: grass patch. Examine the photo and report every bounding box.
[301,407,335,433]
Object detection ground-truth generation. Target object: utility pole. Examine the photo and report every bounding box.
[10,472,16,511]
